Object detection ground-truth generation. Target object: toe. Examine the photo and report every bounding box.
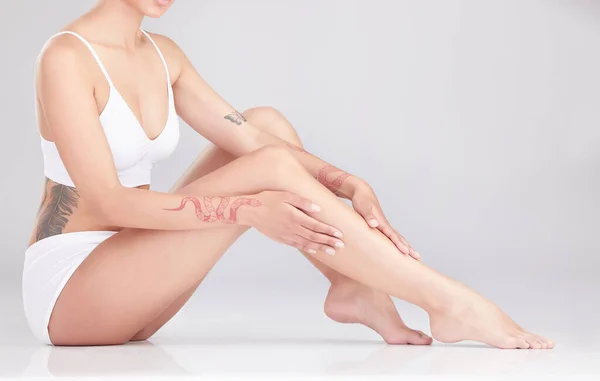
[540,337,555,349]
[527,338,541,349]
[411,330,433,345]
[521,333,540,349]
[515,338,530,349]
[532,334,550,349]
[386,329,433,345]
[387,329,433,345]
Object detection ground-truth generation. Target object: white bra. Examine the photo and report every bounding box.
[37,29,180,188]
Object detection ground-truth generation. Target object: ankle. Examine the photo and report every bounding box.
[425,296,464,316]
[420,284,469,316]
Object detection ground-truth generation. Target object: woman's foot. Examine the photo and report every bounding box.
[428,285,555,349]
[324,280,432,345]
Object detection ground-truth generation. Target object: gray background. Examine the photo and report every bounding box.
[0,0,599,377]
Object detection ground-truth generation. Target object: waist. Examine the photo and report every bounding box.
[28,177,149,250]
[43,164,153,188]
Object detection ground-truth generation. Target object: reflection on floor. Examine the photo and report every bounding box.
[3,336,600,379]
[1,281,598,379]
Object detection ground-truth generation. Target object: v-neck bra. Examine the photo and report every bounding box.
[37,29,180,188]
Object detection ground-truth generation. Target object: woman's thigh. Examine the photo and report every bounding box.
[130,107,310,341]
[128,145,238,341]
[48,146,293,346]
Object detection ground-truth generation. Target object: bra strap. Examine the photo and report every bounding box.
[139,29,172,86]
[45,31,115,88]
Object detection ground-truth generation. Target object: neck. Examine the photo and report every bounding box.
[90,0,144,49]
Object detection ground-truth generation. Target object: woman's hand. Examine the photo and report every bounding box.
[350,180,420,259]
[241,190,345,256]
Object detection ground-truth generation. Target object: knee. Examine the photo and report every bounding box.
[242,106,282,128]
[242,106,299,141]
[252,145,304,187]
[254,144,300,169]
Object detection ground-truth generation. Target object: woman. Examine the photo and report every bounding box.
[24,0,554,349]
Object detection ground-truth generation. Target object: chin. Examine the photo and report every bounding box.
[144,0,175,18]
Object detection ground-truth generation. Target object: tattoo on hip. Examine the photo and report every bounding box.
[36,181,79,241]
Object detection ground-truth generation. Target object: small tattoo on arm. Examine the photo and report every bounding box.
[36,182,80,241]
[317,164,352,194]
[163,196,262,223]
[224,111,247,126]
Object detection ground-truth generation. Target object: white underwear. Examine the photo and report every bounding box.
[22,230,117,345]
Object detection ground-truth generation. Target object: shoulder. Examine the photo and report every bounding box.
[36,33,94,86]
[142,31,191,81]
[143,31,183,55]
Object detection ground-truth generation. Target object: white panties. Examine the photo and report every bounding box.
[22,230,117,345]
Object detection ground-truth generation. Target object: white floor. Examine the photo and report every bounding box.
[1,279,599,380]
[4,338,599,380]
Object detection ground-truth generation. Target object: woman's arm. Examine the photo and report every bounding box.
[36,35,330,239]
[36,38,265,230]
[169,39,358,198]
[164,36,417,257]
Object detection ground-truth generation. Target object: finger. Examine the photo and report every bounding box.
[396,231,421,260]
[296,212,344,239]
[407,247,421,260]
[371,208,418,258]
[389,228,412,256]
[287,240,318,255]
[297,228,344,250]
[359,205,401,252]
[292,235,337,256]
[361,206,380,228]
[397,232,411,250]
[371,211,405,252]
[378,223,411,255]
[365,204,388,228]
[283,192,321,213]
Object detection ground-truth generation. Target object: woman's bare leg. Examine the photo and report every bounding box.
[49,140,553,348]
[132,107,431,344]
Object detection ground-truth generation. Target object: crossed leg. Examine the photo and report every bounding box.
[48,109,554,349]
[130,107,430,344]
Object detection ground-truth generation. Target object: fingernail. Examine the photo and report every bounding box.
[325,248,336,255]
[335,241,344,248]
[368,219,379,227]
[333,231,343,238]
[415,251,421,259]
[307,249,317,254]
[311,204,321,212]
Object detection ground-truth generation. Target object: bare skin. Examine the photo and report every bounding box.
[45,144,552,349]
[124,106,431,345]
[28,0,554,349]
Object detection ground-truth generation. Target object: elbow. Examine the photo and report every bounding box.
[93,201,114,227]
[89,186,122,227]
